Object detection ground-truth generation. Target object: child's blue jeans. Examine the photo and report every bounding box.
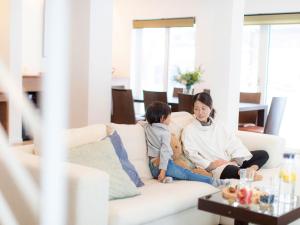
[149,159,213,185]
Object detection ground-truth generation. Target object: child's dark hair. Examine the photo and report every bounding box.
[192,92,216,118]
[146,101,171,125]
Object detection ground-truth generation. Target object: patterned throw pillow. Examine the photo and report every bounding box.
[68,138,140,200]
[109,131,144,187]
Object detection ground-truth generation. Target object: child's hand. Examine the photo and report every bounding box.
[158,169,166,182]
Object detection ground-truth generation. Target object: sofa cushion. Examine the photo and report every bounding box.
[169,112,194,139]
[68,138,140,200]
[109,131,144,187]
[34,124,107,155]
[108,179,218,225]
[110,123,152,179]
[65,124,107,148]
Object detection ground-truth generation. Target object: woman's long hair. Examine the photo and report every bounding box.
[192,92,216,118]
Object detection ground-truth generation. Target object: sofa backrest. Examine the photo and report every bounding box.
[15,111,283,181]
[110,123,152,179]
[236,131,284,168]
[33,124,107,155]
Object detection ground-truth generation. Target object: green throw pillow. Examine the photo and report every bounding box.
[68,138,140,200]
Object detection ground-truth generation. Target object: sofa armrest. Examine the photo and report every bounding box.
[65,159,109,225]
[236,131,285,168]
[6,151,109,225]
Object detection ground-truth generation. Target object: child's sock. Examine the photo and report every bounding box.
[162,176,173,183]
[211,178,230,187]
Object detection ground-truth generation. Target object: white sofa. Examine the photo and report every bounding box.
[6,112,298,225]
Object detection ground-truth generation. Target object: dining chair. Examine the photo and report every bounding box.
[239,97,287,135]
[178,93,194,114]
[143,90,168,111]
[173,87,184,97]
[111,89,138,124]
[239,92,261,126]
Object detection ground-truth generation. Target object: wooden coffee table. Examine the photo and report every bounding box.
[198,191,300,225]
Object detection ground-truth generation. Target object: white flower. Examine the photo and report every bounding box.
[181,80,187,85]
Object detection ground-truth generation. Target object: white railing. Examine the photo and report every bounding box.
[0,1,69,225]
[40,1,69,225]
[0,63,40,223]
[0,192,18,225]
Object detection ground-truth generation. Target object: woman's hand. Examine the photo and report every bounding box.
[208,160,228,171]
[158,169,166,182]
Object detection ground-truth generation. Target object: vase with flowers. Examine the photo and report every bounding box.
[175,67,203,94]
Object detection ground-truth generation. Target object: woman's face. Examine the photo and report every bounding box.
[193,100,211,122]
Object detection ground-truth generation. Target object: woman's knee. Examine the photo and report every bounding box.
[253,150,269,161]
[263,150,269,160]
[220,165,239,179]
[259,150,269,163]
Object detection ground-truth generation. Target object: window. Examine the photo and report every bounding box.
[241,14,300,149]
[168,27,195,96]
[240,25,261,92]
[131,18,195,98]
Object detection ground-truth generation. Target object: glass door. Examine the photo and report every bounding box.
[267,24,300,149]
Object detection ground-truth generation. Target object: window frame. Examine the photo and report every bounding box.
[131,22,196,98]
[242,13,300,104]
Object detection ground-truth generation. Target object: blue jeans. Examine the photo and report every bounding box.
[149,159,213,185]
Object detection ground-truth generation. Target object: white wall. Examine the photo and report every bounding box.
[87,0,113,125]
[112,0,244,130]
[0,0,23,143]
[245,0,300,14]
[22,0,43,75]
[0,0,10,68]
[68,0,90,127]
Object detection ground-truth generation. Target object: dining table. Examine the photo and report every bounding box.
[134,97,268,126]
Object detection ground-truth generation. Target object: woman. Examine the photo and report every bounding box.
[181,92,269,180]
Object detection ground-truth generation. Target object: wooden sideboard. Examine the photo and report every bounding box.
[0,76,41,136]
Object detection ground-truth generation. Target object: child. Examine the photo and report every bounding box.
[144,101,229,187]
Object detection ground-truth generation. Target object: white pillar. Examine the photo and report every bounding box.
[1,0,23,143]
[88,0,113,125]
[41,0,69,225]
[68,0,113,128]
[196,0,244,131]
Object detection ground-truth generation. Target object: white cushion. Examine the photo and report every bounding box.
[110,123,152,179]
[34,124,107,155]
[237,131,285,168]
[65,124,107,148]
[108,179,218,225]
[169,112,194,138]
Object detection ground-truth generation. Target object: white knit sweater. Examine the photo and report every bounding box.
[182,118,252,177]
